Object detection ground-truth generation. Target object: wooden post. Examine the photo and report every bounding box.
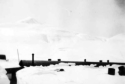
[107,60,109,63]
[58,59,61,61]
[32,53,35,66]
[99,60,102,63]
[48,59,51,61]
[84,59,86,62]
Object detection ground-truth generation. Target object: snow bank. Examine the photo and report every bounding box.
[0,66,10,84]
[0,60,19,68]
[16,65,125,84]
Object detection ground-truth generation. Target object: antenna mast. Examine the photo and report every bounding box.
[17,49,20,62]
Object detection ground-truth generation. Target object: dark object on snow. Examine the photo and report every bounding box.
[108,68,115,75]
[55,68,64,72]
[19,60,23,67]
[19,59,125,67]
[32,53,35,66]
[6,67,23,84]
[107,60,109,63]
[0,54,6,60]
[60,69,64,71]
[58,59,61,61]
[84,59,86,62]
[99,60,102,63]
[118,66,125,76]
[48,59,51,61]
[19,60,59,67]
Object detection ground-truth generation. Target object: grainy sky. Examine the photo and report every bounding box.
[0,0,125,37]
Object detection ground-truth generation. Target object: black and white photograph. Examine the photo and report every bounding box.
[0,0,125,84]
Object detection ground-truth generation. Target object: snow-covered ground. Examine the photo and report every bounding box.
[0,60,19,68]
[0,65,10,84]
[0,18,125,62]
[16,64,125,84]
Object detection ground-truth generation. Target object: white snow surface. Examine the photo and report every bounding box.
[16,64,125,84]
[0,21,125,62]
[0,60,19,68]
[0,66,10,84]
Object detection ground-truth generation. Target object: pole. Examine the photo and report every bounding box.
[17,49,20,62]
[32,53,35,66]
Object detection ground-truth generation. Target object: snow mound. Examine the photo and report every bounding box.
[109,33,125,42]
[17,17,40,24]
[76,33,107,41]
[0,66,10,84]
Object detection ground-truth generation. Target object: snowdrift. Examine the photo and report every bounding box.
[16,64,125,84]
[0,65,10,84]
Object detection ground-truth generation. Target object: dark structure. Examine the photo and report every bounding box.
[19,58,125,67]
[32,53,35,66]
[118,66,125,76]
[107,60,109,63]
[84,59,86,62]
[99,60,102,63]
[18,54,125,67]
[108,68,115,75]
[58,59,61,61]
[0,54,6,60]
[6,67,23,84]
[48,59,51,61]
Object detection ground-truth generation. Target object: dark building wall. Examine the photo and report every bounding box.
[0,54,6,60]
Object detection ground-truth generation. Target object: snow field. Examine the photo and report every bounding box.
[16,64,125,84]
[0,22,125,62]
[0,60,19,68]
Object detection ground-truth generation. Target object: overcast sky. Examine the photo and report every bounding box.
[0,0,125,37]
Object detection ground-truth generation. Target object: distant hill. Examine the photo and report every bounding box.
[0,21,125,62]
[109,33,125,42]
[17,17,40,24]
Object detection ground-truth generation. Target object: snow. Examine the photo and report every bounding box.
[0,20,125,62]
[16,17,40,24]
[0,59,19,68]
[16,64,125,84]
[0,65,10,84]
